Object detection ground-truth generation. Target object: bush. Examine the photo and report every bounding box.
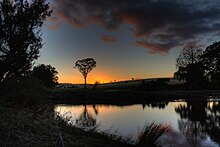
[0,76,47,106]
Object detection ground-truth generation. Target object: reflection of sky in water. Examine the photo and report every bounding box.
[54,102,219,146]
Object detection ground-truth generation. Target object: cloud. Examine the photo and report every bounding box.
[47,24,60,30]
[135,40,178,55]
[101,35,116,43]
[46,15,61,30]
[54,0,220,54]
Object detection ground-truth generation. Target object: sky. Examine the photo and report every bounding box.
[38,0,220,84]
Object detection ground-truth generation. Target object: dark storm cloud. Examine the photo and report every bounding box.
[136,39,179,55]
[55,0,220,54]
[101,35,116,43]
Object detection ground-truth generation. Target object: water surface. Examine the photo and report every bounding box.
[54,100,220,147]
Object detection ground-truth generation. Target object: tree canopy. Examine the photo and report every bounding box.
[32,64,58,88]
[201,41,220,84]
[174,40,220,88]
[174,40,205,86]
[0,0,52,83]
[74,58,96,89]
[176,40,203,69]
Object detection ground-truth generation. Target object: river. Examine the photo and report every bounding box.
[54,99,220,146]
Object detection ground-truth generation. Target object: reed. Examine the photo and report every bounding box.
[137,123,169,147]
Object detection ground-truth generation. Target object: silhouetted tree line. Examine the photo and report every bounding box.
[174,40,220,89]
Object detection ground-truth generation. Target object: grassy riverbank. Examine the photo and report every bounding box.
[0,102,133,146]
[1,86,218,146]
[0,87,169,147]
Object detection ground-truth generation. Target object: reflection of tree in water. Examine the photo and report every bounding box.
[142,102,169,110]
[75,105,98,129]
[175,101,220,146]
[178,119,206,146]
[206,102,220,144]
[92,104,99,115]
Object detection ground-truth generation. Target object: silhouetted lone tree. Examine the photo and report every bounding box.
[0,0,52,83]
[74,58,96,89]
[174,40,206,86]
[32,64,58,88]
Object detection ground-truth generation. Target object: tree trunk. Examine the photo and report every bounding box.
[84,77,87,89]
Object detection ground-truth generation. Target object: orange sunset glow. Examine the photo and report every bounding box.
[58,70,116,84]
[58,72,174,84]
[2,0,220,146]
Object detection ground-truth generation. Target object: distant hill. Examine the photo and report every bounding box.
[57,78,185,89]
[99,77,185,88]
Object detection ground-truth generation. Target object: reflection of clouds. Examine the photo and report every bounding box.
[54,102,220,146]
[158,128,191,147]
[175,101,220,146]
[159,125,219,147]
[178,119,206,146]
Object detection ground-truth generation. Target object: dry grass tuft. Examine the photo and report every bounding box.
[137,123,169,147]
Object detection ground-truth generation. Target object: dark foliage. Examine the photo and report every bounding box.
[0,0,52,83]
[174,41,203,78]
[174,40,220,89]
[32,64,58,88]
[176,40,203,69]
[74,58,96,89]
[201,41,220,85]
[137,123,168,147]
[0,75,48,106]
[180,63,207,88]
[174,40,207,88]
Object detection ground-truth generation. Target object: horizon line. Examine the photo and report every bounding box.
[59,76,174,85]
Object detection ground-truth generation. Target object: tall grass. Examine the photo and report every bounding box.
[137,123,169,147]
[0,102,169,146]
[0,104,62,146]
[0,104,133,146]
